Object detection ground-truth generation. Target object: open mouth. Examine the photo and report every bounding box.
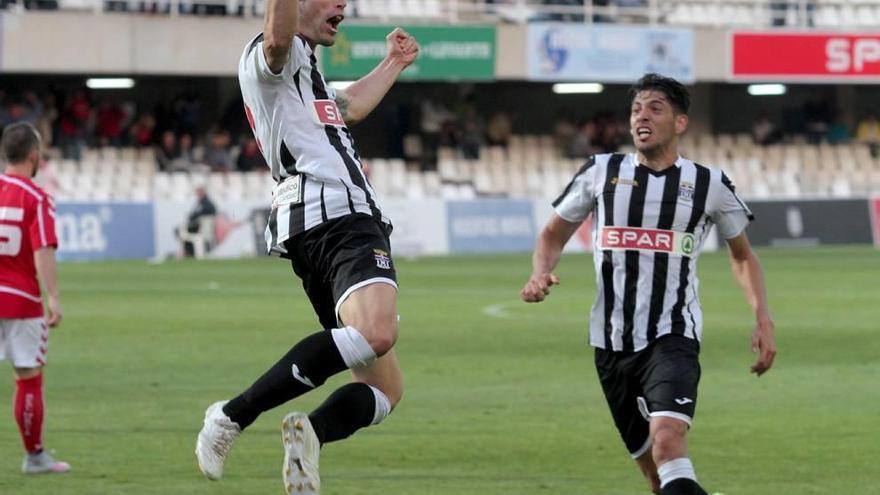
[327,15,344,33]
[636,126,652,139]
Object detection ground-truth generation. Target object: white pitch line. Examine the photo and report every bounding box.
[482,301,515,319]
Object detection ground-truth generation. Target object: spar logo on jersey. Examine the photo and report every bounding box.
[312,100,345,127]
[600,227,696,256]
[373,249,391,269]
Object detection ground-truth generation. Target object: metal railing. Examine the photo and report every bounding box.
[0,0,874,28]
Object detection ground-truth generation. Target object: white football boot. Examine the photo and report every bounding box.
[22,450,70,474]
[195,400,241,480]
[281,412,321,495]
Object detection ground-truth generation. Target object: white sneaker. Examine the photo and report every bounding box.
[22,450,70,474]
[281,412,320,495]
[195,400,242,481]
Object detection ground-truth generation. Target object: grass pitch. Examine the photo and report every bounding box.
[1,247,878,494]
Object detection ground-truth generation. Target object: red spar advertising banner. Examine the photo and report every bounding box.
[732,32,880,80]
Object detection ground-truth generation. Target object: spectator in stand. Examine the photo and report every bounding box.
[486,111,513,148]
[203,128,233,172]
[568,119,600,159]
[752,113,782,146]
[236,136,267,172]
[35,94,57,149]
[825,111,851,145]
[174,93,202,138]
[419,97,454,170]
[154,130,180,172]
[856,114,880,157]
[57,89,90,161]
[130,114,157,148]
[178,133,196,165]
[0,92,44,128]
[96,100,128,148]
[458,104,485,160]
[553,114,577,157]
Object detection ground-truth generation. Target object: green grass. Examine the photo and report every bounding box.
[1,247,878,495]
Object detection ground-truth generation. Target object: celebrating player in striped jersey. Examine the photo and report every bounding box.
[0,123,70,475]
[521,74,777,495]
[194,0,418,493]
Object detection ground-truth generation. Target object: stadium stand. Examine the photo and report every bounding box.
[4,0,880,28]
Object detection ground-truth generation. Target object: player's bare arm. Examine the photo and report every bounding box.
[34,247,62,327]
[336,28,419,124]
[726,232,776,376]
[521,214,581,303]
[262,0,298,74]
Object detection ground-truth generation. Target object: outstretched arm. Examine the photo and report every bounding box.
[727,232,776,376]
[520,214,581,303]
[335,28,419,125]
[262,0,298,74]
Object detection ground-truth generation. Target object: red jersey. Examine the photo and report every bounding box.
[0,173,58,318]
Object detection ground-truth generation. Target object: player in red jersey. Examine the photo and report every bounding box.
[0,122,69,474]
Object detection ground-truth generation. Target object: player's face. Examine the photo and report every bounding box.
[629,90,687,155]
[299,0,347,47]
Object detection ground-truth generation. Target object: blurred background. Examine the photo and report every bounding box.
[1,0,878,259]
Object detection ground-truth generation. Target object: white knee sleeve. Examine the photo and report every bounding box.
[369,385,392,426]
[331,326,376,369]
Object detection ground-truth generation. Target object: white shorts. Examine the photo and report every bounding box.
[0,318,49,368]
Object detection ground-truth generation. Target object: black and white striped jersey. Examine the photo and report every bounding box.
[238,33,389,254]
[553,153,753,352]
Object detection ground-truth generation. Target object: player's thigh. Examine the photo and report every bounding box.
[351,348,403,407]
[328,216,398,337]
[338,283,398,338]
[0,318,49,371]
[595,347,651,458]
[639,335,701,426]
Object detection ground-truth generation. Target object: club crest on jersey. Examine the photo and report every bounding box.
[611,176,639,187]
[678,181,695,201]
[311,99,345,127]
[600,227,696,256]
[373,249,391,269]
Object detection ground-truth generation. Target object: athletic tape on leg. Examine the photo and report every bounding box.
[331,326,377,369]
[658,457,697,489]
[369,385,391,426]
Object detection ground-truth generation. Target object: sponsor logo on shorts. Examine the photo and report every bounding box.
[373,249,391,270]
[600,227,696,256]
[674,397,694,405]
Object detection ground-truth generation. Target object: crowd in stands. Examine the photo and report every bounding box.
[0,86,266,173]
[750,100,880,157]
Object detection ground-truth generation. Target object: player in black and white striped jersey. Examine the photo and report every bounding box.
[195,0,418,493]
[521,74,777,495]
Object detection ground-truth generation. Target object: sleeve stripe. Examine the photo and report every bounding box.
[37,201,47,246]
[552,155,596,208]
[720,171,755,221]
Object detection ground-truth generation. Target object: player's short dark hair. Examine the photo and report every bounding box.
[1,122,41,163]
[629,73,690,115]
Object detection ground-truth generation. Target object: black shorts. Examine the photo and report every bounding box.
[594,335,701,458]
[284,213,397,330]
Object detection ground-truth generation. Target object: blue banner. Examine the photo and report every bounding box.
[527,24,694,82]
[56,203,155,261]
[447,199,536,253]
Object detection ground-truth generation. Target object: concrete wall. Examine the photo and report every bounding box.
[1,12,731,80]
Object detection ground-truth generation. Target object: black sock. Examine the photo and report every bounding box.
[661,478,709,495]
[309,382,377,445]
[223,330,347,429]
